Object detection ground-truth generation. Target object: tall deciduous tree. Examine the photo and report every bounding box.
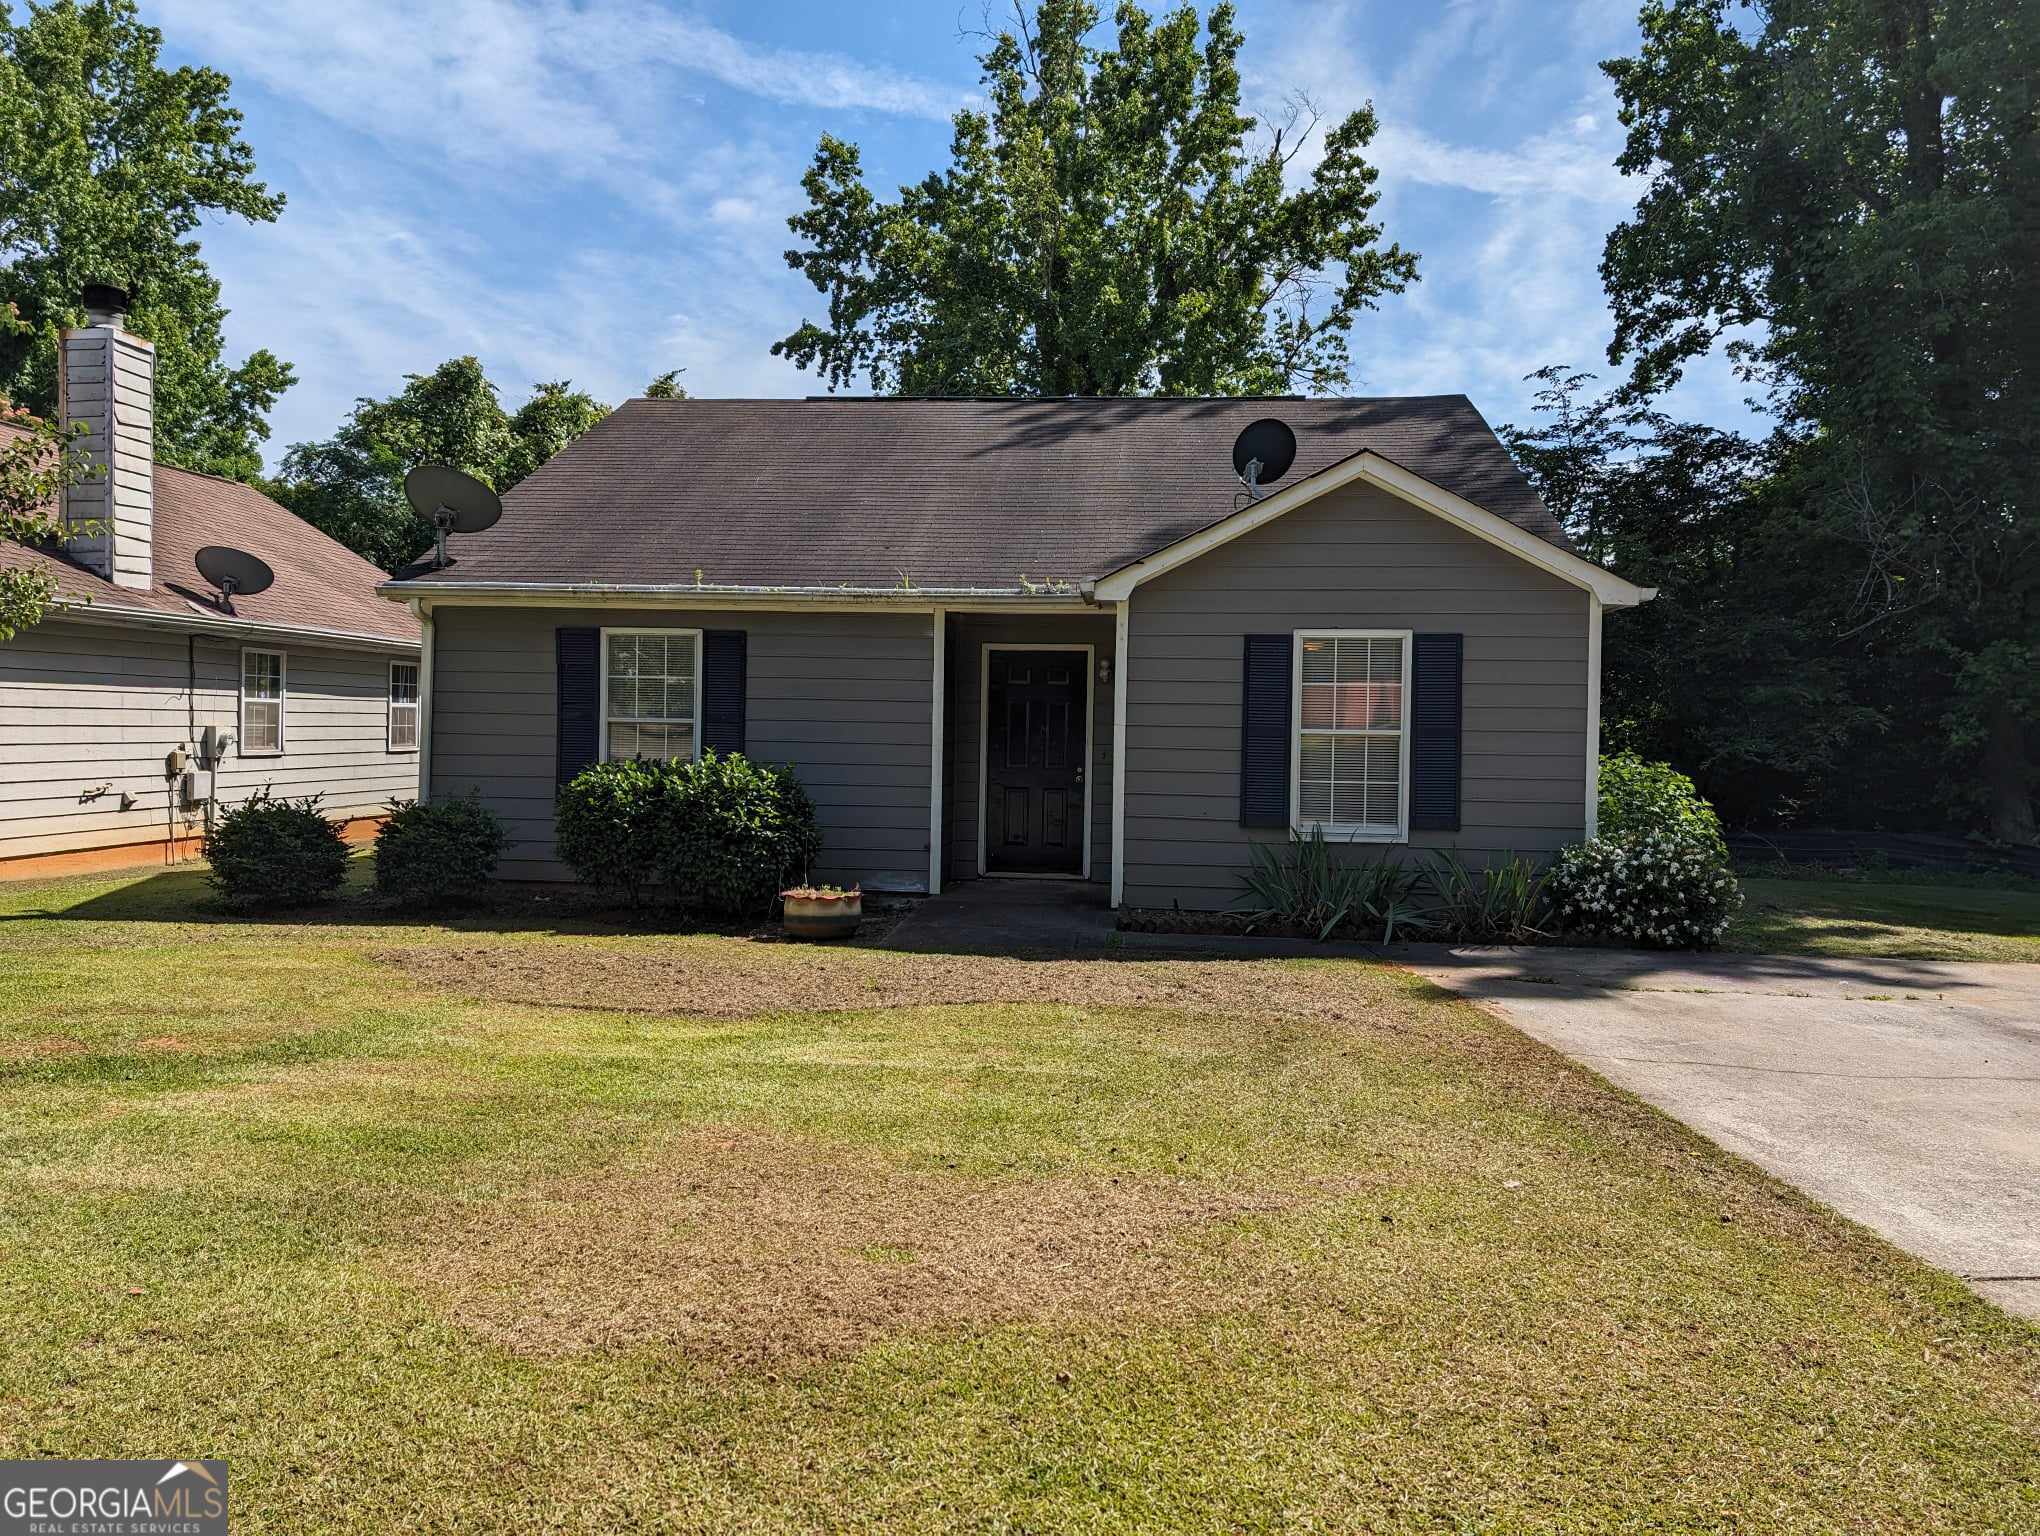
[774,0,1418,396]
[271,358,608,572]
[1504,369,1891,830]
[0,400,91,640]
[0,0,293,481]
[1601,0,2040,841]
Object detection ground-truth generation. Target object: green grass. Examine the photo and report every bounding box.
[1728,876,2040,962]
[1,865,2036,1532]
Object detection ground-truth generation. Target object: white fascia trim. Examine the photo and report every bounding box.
[1092,451,1656,609]
[44,598,420,654]
[378,581,1097,614]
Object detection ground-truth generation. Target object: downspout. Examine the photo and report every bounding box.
[411,599,435,804]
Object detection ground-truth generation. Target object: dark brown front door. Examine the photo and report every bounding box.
[985,649,1087,875]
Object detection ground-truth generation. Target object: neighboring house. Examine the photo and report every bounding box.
[0,290,420,879]
[384,396,1651,910]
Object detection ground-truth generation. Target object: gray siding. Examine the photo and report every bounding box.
[430,606,935,889]
[0,619,419,863]
[943,614,1114,886]
[1121,483,1591,910]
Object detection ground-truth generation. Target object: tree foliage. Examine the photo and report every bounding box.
[1506,366,1984,835]
[270,358,609,572]
[773,0,1418,396]
[1600,0,2040,840]
[0,389,91,641]
[0,0,292,481]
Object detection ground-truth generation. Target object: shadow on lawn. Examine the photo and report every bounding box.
[7,868,2014,1004]
[0,863,726,940]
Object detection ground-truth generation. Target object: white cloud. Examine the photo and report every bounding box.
[205,196,811,459]
[148,0,966,193]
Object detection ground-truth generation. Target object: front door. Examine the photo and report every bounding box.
[984,649,1087,875]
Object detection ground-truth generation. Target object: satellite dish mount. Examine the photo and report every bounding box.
[193,546,275,615]
[404,464,503,569]
[1231,418,1299,510]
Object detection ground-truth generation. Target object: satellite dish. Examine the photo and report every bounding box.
[193,546,274,613]
[404,464,503,568]
[1232,418,1297,500]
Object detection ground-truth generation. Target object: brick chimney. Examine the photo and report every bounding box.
[58,283,155,589]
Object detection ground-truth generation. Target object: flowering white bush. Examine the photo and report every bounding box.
[1547,831,1743,949]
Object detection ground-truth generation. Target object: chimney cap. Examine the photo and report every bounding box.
[80,282,130,322]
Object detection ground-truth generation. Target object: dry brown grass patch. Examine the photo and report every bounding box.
[377,938,1442,1032]
[397,1127,1341,1364]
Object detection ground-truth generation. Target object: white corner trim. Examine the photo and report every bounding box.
[929,607,945,895]
[974,642,1094,881]
[1585,593,1603,840]
[413,601,435,802]
[1110,599,1129,909]
[1091,450,1656,609]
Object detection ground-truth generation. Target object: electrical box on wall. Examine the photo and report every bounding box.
[179,770,203,810]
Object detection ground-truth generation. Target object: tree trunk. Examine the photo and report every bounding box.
[1982,702,2037,844]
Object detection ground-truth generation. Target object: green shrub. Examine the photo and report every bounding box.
[554,752,823,920]
[1598,751,1726,850]
[374,792,506,908]
[657,750,824,920]
[554,758,672,901]
[1240,825,1431,942]
[203,788,350,909]
[1547,831,1743,949]
[1424,850,1551,943]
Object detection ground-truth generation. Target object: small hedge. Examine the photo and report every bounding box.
[554,751,823,920]
[1598,750,1726,851]
[204,788,350,909]
[374,792,506,908]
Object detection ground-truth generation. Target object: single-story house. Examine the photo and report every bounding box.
[0,290,420,878]
[382,396,1652,910]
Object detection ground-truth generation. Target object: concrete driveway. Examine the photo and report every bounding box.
[1408,947,2040,1321]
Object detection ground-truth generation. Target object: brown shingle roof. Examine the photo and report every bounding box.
[395,395,1562,594]
[0,424,418,647]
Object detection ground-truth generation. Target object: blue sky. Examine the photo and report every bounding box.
[147,0,1755,467]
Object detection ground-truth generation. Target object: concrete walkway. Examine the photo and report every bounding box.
[883,878,1117,952]
[1407,946,2040,1320]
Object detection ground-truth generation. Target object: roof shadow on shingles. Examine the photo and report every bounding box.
[428,394,1564,592]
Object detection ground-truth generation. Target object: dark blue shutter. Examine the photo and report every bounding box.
[555,627,600,788]
[1410,633,1462,832]
[701,630,747,756]
[1239,634,1292,827]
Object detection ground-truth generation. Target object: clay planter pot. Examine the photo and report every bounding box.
[781,888,862,941]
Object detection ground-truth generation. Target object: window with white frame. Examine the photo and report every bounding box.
[240,648,285,756]
[602,629,700,761]
[388,660,420,751]
[1293,631,1409,837]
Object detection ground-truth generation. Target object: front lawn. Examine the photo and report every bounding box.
[1,866,2035,1532]
[1727,875,2040,962]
